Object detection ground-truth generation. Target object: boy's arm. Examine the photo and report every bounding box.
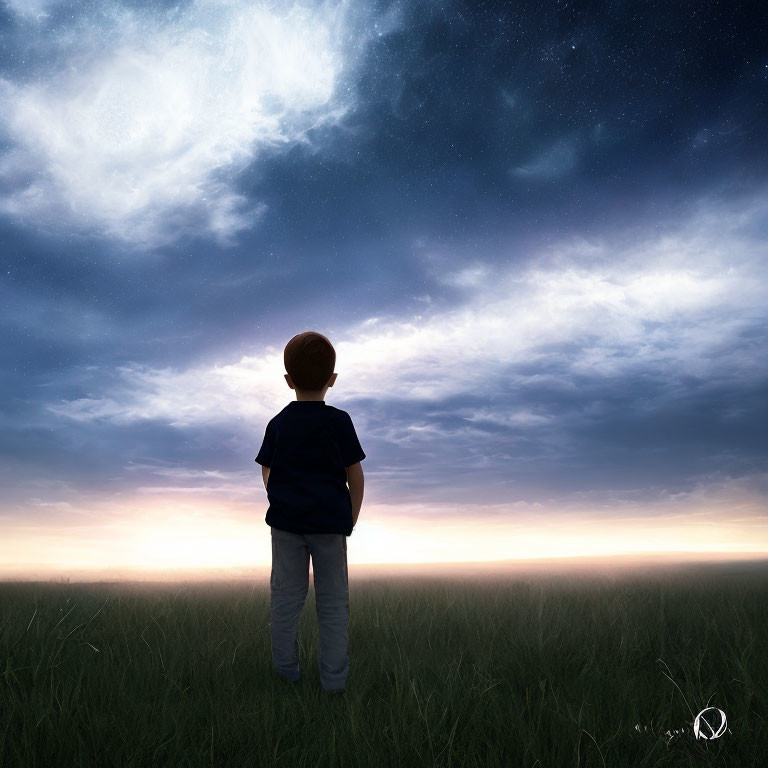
[346,462,364,529]
[261,466,270,490]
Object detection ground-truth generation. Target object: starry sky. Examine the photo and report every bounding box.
[1,0,767,578]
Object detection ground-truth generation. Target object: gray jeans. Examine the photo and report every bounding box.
[269,526,350,692]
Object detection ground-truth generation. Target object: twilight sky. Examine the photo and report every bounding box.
[1,0,767,578]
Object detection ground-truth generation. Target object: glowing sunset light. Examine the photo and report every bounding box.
[2,491,766,581]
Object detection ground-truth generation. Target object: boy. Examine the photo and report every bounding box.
[255,331,365,695]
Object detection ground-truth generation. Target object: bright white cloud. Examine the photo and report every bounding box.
[0,0,373,247]
[46,188,768,428]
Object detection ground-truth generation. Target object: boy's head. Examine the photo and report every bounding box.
[283,331,337,399]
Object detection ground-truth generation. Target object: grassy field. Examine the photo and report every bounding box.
[1,561,765,767]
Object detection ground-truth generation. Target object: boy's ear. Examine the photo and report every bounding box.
[285,374,294,389]
[329,372,337,386]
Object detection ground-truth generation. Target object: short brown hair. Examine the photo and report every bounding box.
[283,331,336,391]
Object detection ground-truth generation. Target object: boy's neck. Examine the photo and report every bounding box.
[294,391,326,402]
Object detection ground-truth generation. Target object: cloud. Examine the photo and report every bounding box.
[3,0,59,22]
[0,0,375,248]
[510,136,580,180]
[46,187,768,429]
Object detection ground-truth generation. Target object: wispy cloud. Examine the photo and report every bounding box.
[3,0,59,22]
[0,0,380,248]
[45,188,768,429]
[510,136,580,179]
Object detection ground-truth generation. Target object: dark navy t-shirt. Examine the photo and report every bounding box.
[255,401,366,536]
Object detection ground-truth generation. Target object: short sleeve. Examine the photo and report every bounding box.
[340,413,366,467]
[255,421,275,467]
